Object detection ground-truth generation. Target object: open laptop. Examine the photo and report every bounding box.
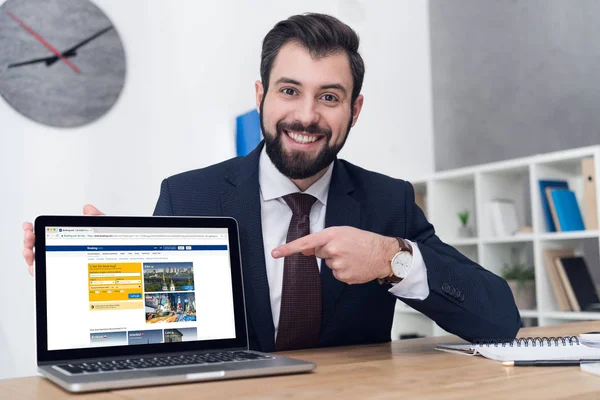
[34,215,315,393]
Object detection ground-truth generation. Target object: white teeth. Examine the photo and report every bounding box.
[287,131,318,144]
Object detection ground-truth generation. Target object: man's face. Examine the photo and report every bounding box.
[256,42,363,180]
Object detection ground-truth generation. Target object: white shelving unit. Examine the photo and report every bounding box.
[392,145,600,339]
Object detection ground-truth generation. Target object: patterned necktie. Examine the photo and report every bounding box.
[275,193,322,351]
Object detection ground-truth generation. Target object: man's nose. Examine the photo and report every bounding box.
[294,97,320,128]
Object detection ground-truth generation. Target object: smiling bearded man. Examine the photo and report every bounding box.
[23,13,521,352]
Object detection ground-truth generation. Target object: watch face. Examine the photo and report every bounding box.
[0,0,126,128]
[392,251,412,277]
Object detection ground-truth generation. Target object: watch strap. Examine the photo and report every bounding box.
[396,237,413,255]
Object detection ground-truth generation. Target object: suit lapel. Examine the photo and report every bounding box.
[320,160,361,334]
[220,143,275,352]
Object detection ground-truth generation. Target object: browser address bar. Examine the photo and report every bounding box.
[59,233,226,238]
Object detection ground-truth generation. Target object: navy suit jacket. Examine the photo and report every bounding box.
[153,142,521,352]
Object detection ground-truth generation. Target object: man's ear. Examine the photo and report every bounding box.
[255,80,264,112]
[350,94,364,127]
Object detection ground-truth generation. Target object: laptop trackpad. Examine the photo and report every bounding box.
[185,370,226,380]
[146,359,277,378]
[146,363,236,378]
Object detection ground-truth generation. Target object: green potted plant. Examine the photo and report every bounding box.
[501,249,536,310]
[457,209,472,237]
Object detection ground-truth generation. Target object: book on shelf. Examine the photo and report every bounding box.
[488,199,519,236]
[582,157,598,230]
[235,109,261,157]
[554,256,600,312]
[539,179,569,232]
[545,188,585,232]
[542,248,574,311]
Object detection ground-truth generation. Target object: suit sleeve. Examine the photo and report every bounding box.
[400,182,521,342]
[153,179,175,216]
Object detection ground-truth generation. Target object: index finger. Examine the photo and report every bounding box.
[23,222,33,231]
[272,231,330,258]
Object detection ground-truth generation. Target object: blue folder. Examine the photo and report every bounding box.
[236,109,262,156]
[539,180,569,232]
[550,189,585,231]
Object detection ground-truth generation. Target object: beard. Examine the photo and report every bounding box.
[260,97,353,180]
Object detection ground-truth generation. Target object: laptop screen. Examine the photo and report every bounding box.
[44,226,236,351]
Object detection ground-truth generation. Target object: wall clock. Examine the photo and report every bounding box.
[0,0,126,128]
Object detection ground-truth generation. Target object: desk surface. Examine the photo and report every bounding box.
[4,321,600,399]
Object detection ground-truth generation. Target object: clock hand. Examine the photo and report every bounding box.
[45,49,76,67]
[55,26,114,58]
[7,52,76,69]
[6,26,112,70]
[6,10,81,74]
[43,26,112,67]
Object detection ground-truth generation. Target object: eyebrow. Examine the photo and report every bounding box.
[320,83,347,96]
[275,77,301,86]
[275,77,348,96]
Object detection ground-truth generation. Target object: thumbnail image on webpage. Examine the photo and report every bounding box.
[143,262,195,292]
[143,262,197,323]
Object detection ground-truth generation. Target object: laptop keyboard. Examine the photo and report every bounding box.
[56,351,273,375]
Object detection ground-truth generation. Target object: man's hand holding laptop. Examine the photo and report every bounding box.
[22,204,103,275]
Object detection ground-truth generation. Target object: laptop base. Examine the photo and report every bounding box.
[40,354,315,393]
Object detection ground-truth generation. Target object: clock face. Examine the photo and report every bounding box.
[0,0,126,128]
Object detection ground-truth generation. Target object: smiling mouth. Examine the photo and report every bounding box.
[283,129,325,144]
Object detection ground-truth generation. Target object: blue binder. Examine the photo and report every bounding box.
[236,109,262,156]
[550,189,585,231]
[539,180,569,232]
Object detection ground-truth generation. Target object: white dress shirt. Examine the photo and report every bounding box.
[258,148,429,339]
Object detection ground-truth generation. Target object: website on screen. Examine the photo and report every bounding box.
[44,226,236,351]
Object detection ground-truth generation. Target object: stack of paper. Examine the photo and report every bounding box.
[581,362,600,377]
[580,333,600,348]
[436,340,600,362]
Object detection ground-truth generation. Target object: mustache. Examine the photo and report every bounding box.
[277,120,332,138]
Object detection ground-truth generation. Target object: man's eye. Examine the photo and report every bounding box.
[321,94,338,102]
[281,88,297,96]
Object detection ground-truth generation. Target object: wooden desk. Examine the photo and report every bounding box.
[4,321,600,399]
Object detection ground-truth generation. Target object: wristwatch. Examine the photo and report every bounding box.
[378,237,413,285]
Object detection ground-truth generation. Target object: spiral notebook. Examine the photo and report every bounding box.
[435,337,600,362]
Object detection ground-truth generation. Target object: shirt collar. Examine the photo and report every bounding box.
[258,146,333,206]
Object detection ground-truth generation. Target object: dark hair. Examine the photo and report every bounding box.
[260,13,365,105]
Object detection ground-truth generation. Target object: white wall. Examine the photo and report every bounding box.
[0,0,433,379]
